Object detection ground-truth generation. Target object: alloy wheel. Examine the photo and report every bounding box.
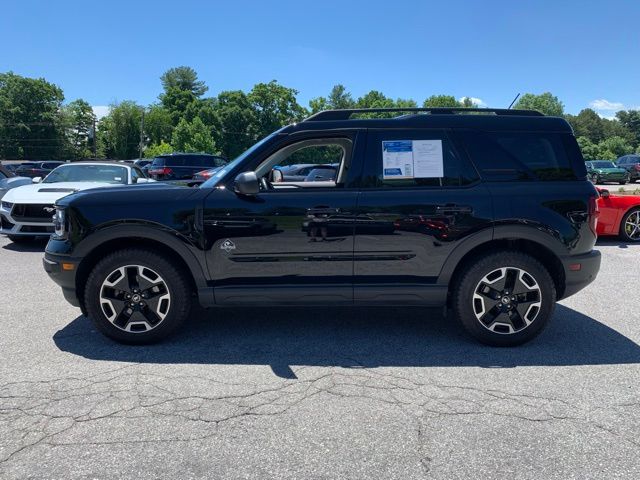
[472,267,542,334]
[99,265,171,333]
[624,210,640,240]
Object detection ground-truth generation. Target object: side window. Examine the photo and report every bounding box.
[256,138,352,189]
[459,130,577,181]
[362,129,479,188]
[131,167,143,183]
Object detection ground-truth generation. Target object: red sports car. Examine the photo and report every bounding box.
[596,188,640,241]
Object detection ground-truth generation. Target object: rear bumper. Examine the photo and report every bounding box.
[559,250,601,299]
[43,252,82,308]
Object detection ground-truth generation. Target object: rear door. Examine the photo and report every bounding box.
[353,128,493,304]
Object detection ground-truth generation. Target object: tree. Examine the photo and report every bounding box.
[423,95,461,108]
[144,104,173,145]
[514,92,564,116]
[211,90,257,159]
[160,66,207,97]
[144,141,173,158]
[171,117,216,153]
[576,136,599,160]
[567,109,604,143]
[616,110,640,148]
[0,72,66,159]
[97,101,143,159]
[597,136,633,159]
[309,84,355,113]
[62,99,97,159]
[248,81,306,139]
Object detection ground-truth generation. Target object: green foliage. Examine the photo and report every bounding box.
[577,135,633,160]
[144,141,173,158]
[0,72,66,159]
[211,90,257,159]
[171,117,216,154]
[61,99,96,159]
[309,84,356,113]
[616,110,640,147]
[423,95,461,108]
[160,66,207,97]
[514,92,564,116]
[97,101,143,159]
[144,105,173,145]
[248,80,306,139]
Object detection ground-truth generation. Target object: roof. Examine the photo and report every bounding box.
[287,108,572,133]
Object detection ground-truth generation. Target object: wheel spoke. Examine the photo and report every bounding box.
[503,268,517,293]
[141,306,162,326]
[141,283,168,300]
[113,306,133,329]
[509,308,526,330]
[479,305,501,327]
[126,266,139,292]
[476,283,502,301]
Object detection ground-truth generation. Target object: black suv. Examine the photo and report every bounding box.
[147,153,227,183]
[616,154,640,182]
[43,108,601,346]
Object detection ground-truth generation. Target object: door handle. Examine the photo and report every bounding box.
[435,204,473,214]
[308,206,341,215]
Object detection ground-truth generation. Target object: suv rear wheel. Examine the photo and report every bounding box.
[452,251,556,346]
[85,249,192,344]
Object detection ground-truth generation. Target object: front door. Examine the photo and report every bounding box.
[202,131,363,305]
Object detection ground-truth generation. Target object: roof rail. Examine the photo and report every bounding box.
[304,107,544,122]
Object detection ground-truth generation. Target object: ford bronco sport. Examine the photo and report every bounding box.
[43,107,601,346]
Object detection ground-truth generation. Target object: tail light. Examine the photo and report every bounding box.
[634,164,640,171]
[588,195,599,236]
[194,169,213,179]
[148,167,172,176]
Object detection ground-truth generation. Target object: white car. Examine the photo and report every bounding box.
[0,162,154,243]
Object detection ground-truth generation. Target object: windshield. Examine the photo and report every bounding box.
[592,161,616,168]
[201,131,281,188]
[43,164,128,184]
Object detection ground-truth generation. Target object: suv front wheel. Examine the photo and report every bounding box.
[85,249,192,344]
[452,251,556,346]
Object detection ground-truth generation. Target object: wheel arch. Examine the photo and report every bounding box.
[74,226,208,313]
[440,234,566,302]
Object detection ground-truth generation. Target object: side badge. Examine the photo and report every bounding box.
[220,239,236,253]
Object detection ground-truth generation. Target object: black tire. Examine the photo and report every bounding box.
[452,251,556,347]
[619,207,640,242]
[85,248,192,344]
[7,235,34,243]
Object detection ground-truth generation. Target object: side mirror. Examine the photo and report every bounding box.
[234,171,260,196]
[32,177,42,183]
[599,189,610,198]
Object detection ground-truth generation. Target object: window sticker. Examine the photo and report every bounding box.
[382,140,443,179]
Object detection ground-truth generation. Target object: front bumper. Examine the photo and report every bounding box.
[0,204,55,237]
[43,252,82,308]
[559,249,601,299]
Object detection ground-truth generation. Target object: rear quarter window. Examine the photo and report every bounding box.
[459,131,581,181]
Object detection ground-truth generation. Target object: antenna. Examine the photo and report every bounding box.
[508,93,521,109]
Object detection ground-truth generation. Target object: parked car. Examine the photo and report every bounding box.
[3,163,25,173]
[276,164,318,181]
[304,164,339,182]
[585,160,629,185]
[147,153,227,182]
[595,188,640,242]
[44,107,600,347]
[1,162,154,243]
[14,161,65,178]
[191,166,226,184]
[0,165,32,200]
[616,154,640,182]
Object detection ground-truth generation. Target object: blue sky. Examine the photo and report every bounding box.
[1,0,639,119]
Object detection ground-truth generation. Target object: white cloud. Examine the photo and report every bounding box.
[589,99,625,111]
[92,105,110,119]
[459,96,486,107]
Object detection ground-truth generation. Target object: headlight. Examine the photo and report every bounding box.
[1,201,12,211]
[53,208,67,238]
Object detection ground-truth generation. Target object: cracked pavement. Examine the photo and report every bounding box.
[1,237,639,479]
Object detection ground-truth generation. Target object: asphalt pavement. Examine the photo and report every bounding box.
[0,236,639,479]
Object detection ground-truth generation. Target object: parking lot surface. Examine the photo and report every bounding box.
[1,236,639,479]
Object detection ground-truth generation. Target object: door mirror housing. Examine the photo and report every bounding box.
[234,171,260,196]
[32,177,42,183]
[599,189,610,198]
